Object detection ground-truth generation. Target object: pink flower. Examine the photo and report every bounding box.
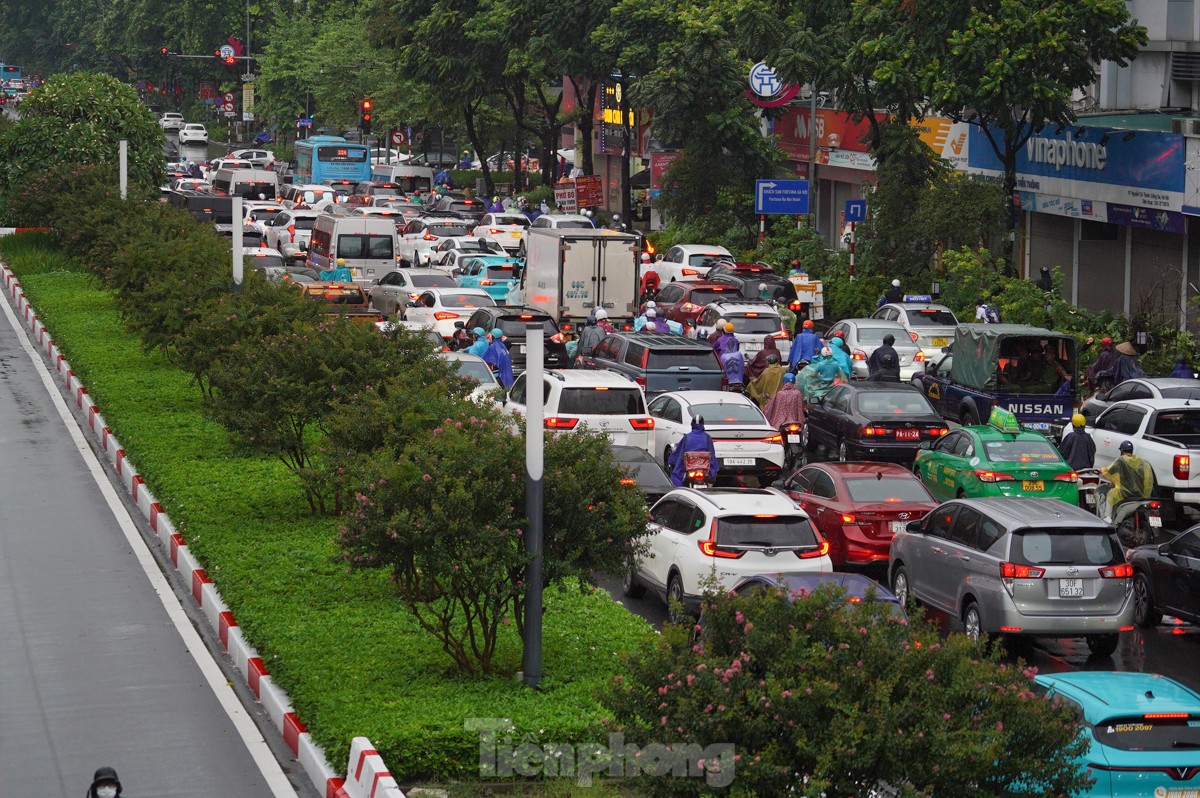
[422,474,432,481]
[661,716,668,726]
[996,721,1004,731]
[926,669,936,680]
[943,713,951,720]
[686,675,695,686]
[780,690,792,698]
[735,611,745,623]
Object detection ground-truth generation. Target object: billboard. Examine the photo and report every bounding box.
[776,108,969,169]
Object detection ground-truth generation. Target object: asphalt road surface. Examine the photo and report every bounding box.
[0,292,302,796]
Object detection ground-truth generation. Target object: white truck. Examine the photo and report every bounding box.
[513,228,640,333]
[1086,398,1200,510]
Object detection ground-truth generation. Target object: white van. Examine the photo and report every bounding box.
[307,213,399,289]
[211,168,280,201]
[370,164,435,195]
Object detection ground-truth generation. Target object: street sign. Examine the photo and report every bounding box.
[218,44,235,60]
[845,199,867,223]
[296,117,313,128]
[754,179,810,215]
[575,175,603,207]
[390,129,405,146]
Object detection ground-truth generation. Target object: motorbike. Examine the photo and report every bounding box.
[1076,468,1102,511]
[682,451,713,489]
[1093,475,1164,550]
[781,422,803,471]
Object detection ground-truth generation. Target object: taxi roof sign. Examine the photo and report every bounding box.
[902,294,933,303]
[988,405,1022,434]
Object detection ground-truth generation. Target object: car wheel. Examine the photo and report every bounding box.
[1133,572,1162,628]
[962,601,983,644]
[622,565,645,599]
[837,441,849,463]
[956,488,966,499]
[801,422,815,452]
[961,407,980,426]
[663,445,673,470]
[1086,633,1119,657]
[667,572,688,623]
[891,565,911,608]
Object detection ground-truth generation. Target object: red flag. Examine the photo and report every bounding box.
[227,35,244,57]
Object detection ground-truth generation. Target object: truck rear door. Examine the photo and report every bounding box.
[597,236,638,322]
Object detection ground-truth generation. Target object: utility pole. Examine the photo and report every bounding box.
[619,72,632,229]
[521,323,545,690]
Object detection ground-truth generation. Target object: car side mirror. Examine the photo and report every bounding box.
[918,441,931,450]
[924,361,936,373]
[370,278,380,285]
[1158,543,1171,557]
[906,520,922,534]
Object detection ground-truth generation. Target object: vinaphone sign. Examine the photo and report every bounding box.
[1025,130,1107,172]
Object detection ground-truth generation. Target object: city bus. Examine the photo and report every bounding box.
[292,136,371,186]
[1,64,23,81]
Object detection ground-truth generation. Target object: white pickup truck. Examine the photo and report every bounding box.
[1086,398,1200,507]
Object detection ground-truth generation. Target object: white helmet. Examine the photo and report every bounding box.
[594,308,608,320]
[821,346,833,357]
[892,279,901,288]
[644,321,658,331]
[646,308,657,318]
[641,253,651,263]
[645,300,657,309]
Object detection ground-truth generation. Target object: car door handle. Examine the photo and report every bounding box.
[958,555,971,562]
[930,546,944,554]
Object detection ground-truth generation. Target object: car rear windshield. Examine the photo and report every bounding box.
[558,387,646,415]
[291,217,317,231]
[1151,409,1200,436]
[411,274,457,288]
[370,186,401,197]
[1091,716,1200,751]
[855,326,907,345]
[854,391,935,416]
[308,287,366,305]
[337,234,394,259]
[689,254,727,266]
[622,462,673,489]
[247,254,286,271]
[249,209,283,223]
[687,288,738,305]
[498,314,559,336]
[295,190,330,204]
[454,359,495,384]
[486,266,516,279]
[440,293,496,308]
[1161,387,1200,401]
[715,515,819,550]
[494,216,530,228]
[905,308,957,326]
[689,403,766,425]
[980,440,1064,463]
[446,202,481,214]
[428,224,471,237]
[555,220,593,229]
[646,350,721,370]
[845,477,931,503]
[1010,528,1123,567]
[730,314,781,334]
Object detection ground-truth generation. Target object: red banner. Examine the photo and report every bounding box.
[777,107,880,161]
[199,81,218,101]
[650,152,682,192]
[575,175,603,208]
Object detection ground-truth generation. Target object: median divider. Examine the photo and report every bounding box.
[0,257,405,798]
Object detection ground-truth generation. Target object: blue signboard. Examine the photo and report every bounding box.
[755,179,810,215]
[844,199,867,222]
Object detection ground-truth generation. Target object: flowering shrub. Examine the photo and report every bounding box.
[604,583,1090,797]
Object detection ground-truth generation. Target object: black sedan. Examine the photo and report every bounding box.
[802,383,947,463]
[460,306,571,370]
[610,445,674,505]
[705,263,800,307]
[1130,524,1200,628]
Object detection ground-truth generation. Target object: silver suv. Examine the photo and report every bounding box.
[888,498,1134,656]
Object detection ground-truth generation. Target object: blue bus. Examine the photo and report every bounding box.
[292,136,371,186]
[1,64,22,81]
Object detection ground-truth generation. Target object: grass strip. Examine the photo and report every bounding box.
[0,234,652,781]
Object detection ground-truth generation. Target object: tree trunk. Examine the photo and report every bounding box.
[1001,153,1019,277]
[463,102,494,196]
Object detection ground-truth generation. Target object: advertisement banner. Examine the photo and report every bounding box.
[777,108,968,169]
[1185,137,1200,216]
[650,152,682,198]
[966,124,1185,212]
[575,175,604,208]
[1105,203,1186,234]
[911,117,970,169]
[554,184,577,212]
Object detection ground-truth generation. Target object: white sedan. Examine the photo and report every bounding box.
[403,288,497,339]
[654,244,734,283]
[178,124,209,145]
[646,390,785,484]
[471,212,531,253]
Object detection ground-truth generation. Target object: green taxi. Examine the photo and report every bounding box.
[912,408,1079,503]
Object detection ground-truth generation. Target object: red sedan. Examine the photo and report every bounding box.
[779,462,936,567]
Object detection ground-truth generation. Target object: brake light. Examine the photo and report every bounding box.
[519,314,533,319]
[745,312,759,318]
[927,427,949,436]
[914,351,925,362]
[773,326,789,338]
[489,228,501,233]
[797,540,831,559]
[641,347,650,369]
[634,376,647,387]
[1148,501,1161,509]
[841,514,857,524]
[700,520,744,559]
[1000,562,1045,579]
[681,268,698,276]
[852,350,867,361]
[288,224,296,242]
[1174,454,1190,480]
[910,332,919,341]
[433,311,459,320]
[974,469,1015,483]
[1099,563,1133,579]
[1054,472,1078,482]
[479,279,494,285]
[409,292,421,300]
[544,417,579,429]
[784,423,801,433]
[681,302,700,312]
[549,332,566,343]
[862,426,889,436]
[789,301,802,311]
[423,231,437,240]
[629,417,655,430]
[761,433,782,443]
[1144,713,1191,719]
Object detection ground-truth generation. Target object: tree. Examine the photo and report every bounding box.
[924,0,1146,266]
[604,583,1091,797]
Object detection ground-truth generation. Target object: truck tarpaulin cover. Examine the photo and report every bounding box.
[949,324,1075,391]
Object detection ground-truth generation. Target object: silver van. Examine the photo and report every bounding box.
[211,168,280,201]
[369,164,434,195]
[889,497,1134,655]
[306,213,399,289]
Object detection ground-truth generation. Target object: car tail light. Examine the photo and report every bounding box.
[841,514,857,524]
[974,469,1015,483]
[676,268,698,277]
[634,376,647,387]
[549,332,566,343]
[287,224,295,242]
[1099,563,1133,579]
[423,231,437,240]
[433,311,459,320]
[761,433,782,443]
[519,314,533,319]
[680,302,700,312]
[910,332,918,341]
[1143,712,1191,718]
[796,539,831,559]
[562,322,573,332]
[699,520,744,559]
[1000,562,1045,579]
[852,350,867,361]
[409,292,421,300]
[914,351,925,362]
[1174,454,1190,480]
[926,427,949,436]
[489,227,501,233]
[1054,472,1078,482]
[721,375,729,389]
[862,426,889,436]
[544,417,579,429]
[1148,501,1160,510]
[629,417,655,430]
[479,279,493,286]
[745,312,760,318]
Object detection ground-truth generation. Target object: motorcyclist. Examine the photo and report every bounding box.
[712,321,738,353]
[775,297,797,337]
[764,371,805,429]
[465,327,490,357]
[1057,413,1096,472]
[827,335,853,377]
[635,306,661,332]
[867,334,899,377]
[748,352,786,406]
[720,335,745,392]
[594,307,616,334]
[482,327,515,387]
[797,347,847,402]
[878,278,903,307]
[1112,341,1147,385]
[865,350,900,382]
[788,319,823,373]
[1098,440,1155,524]
[576,315,605,361]
[449,322,472,351]
[668,416,718,487]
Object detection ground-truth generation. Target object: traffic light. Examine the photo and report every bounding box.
[359,98,373,134]
[213,48,236,66]
[160,47,169,55]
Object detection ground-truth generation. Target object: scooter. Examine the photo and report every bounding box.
[1076,468,1102,511]
[1094,476,1164,550]
[781,422,803,471]
[682,451,713,489]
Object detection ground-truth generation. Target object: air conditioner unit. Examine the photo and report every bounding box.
[1171,117,1200,136]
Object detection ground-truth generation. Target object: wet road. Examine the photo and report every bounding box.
[0,284,300,796]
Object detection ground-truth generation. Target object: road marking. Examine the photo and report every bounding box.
[0,286,299,798]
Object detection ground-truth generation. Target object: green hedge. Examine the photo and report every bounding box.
[0,234,652,780]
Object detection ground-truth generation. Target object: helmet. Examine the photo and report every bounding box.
[892,279,901,288]
[644,321,657,331]
[724,322,735,332]
[1101,336,1113,346]
[831,330,845,339]
[759,282,768,292]
[473,327,487,338]
[586,315,596,326]
[641,253,651,263]
[646,309,657,318]
[595,308,608,320]
[1119,440,1134,454]
[821,347,832,357]
[802,319,814,329]
[783,373,796,383]
[1071,413,1086,428]
[790,259,800,268]
[645,300,657,309]
[491,328,503,339]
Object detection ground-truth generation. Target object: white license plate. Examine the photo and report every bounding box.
[744,343,762,352]
[890,521,907,536]
[1024,422,1051,431]
[1059,578,1084,598]
[1084,493,1096,505]
[786,434,800,444]
[1149,516,1163,527]
[724,458,755,466]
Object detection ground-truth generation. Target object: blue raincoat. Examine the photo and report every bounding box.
[788,329,823,370]
[465,328,489,357]
[828,336,853,375]
[720,337,745,385]
[668,419,719,486]
[483,337,515,387]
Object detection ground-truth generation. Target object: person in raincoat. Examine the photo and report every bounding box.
[720,335,745,392]
[1099,440,1154,524]
[1057,414,1096,472]
[827,335,853,376]
[764,372,805,429]
[748,352,786,406]
[1112,342,1147,385]
[1170,356,1196,379]
[483,327,514,387]
[88,767,123,798]
[594,307,616,334]
[797,347,846,402]
[668,417,718,486]
[788,319,823,372]
[745,335,781,382]
[712,321,738,353]
[488,195,505,213]
[775,297,797,337]
[576,315,605,361]
[465,327,490,357]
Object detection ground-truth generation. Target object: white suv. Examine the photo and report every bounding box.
[502,369,653,449]
[694,300,791,359]
[625,487,832,615]
[654,244,733,283]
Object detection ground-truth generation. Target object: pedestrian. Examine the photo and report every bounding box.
[539,198,551,215]
[576,315,605,361]
[483,327,514,388]
[1036,265,1053,293]
[788,319,823,372]
[87,767,123,798]
[1087,336,1117,388]
[975,298,1001,323]
[1170,356,1196,379]
[745,335,781,382]
[1112,341,1147,385]
[867,333,899,377]
[1057,413,1096,472]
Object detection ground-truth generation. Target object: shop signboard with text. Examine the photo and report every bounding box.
[777,108,969,170]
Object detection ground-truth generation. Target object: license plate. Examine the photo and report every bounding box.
[1023,422,1051,431]
[1022,480,1044,492]
[931,337,948,347]
[519,344,527,353]
[1059,578,1084,598]
[744,343,762,352]
[890,521,907,536]
[1149,515,1163,527]
[724,458,755,466]
[509,231,522,237]
[895,429,920,440]
[786,434,800,444]
[1084,493,1096,505]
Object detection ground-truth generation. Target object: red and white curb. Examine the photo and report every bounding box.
[0,259,405,798]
